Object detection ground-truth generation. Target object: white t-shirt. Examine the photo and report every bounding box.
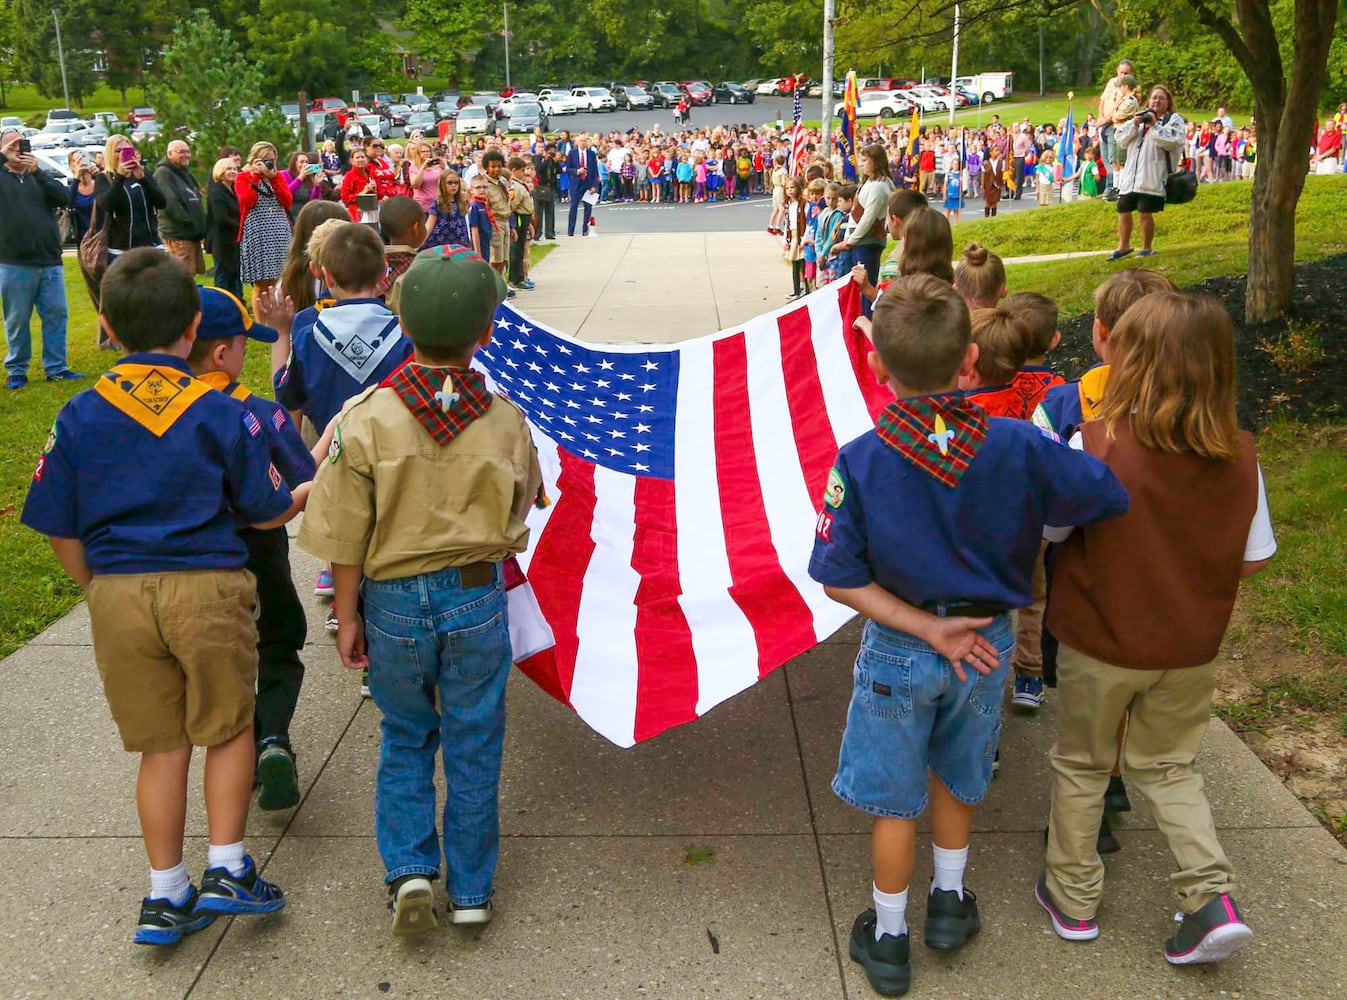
[1043,431,1277,560]
[607,146,627,172]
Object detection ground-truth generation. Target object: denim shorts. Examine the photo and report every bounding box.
[833,616,1014,819]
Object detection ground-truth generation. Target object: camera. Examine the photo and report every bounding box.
[1137,109,1156,125]
[261,157,276,170]
[18,138,31,154]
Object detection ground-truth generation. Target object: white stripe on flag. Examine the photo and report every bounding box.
[518,435,564,576]
[569,466,641,747]
[806,293,876,450]
[673,335,761,717]
[506,581,555,661]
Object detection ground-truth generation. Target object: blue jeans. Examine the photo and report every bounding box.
[833,615,1014,819]
[1099,125,1116,193]
[0,263,69,379]
[363,564,512,907]
[851,243,883,318]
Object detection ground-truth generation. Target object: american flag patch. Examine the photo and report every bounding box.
[272,408,288,432]
[243,411,263,438]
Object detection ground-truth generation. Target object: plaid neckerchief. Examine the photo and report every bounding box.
[876,393,989,489]
[382,363,492,446]
[378,249,417,296]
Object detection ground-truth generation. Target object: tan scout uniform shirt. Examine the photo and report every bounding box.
[298,384,542,580]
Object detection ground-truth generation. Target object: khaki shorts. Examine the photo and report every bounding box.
[87,569,259,753]
[164,238,205,275]
[490,231,508,267]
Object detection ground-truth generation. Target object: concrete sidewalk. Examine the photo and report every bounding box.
[4,235,1346,999]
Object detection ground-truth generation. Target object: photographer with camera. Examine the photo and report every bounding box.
[1108,85,1187,261]
[235,141,293,293]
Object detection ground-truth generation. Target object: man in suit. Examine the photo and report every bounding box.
[566,135,599,236]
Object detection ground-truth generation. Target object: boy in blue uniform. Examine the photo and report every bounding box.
[21,249,304,945]
[809,273,1129,997]
[189,286,327,811]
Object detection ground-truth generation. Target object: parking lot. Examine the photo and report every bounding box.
[448,95,802,141]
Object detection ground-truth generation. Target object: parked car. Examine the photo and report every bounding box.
[131,120,164,143]
[570,86,616,112]
[953,72,1014,103]
[279,102,301,124]
[804,80,845,98]
[32,147,79,181]
[311,97,347,114]
[614,85,654,110]
[836,92,913,119]
[357,114,390,139]
[403,110,438,135]
[124,106,157,125]
[1,115,26,130]
[505,101,548,133]
[678,81,713,105]
[754,78,782,96]
[44,108,80,127]
[402,93,432,111]
[88,111,121,129]
[713,82,755,105]
[454,105,495,136]
[384,103,411,128]
[371,92,394,109]
[650,82,683,108]
[496,92,540,116]
[433,101,459,121]
[30,120,97,149]
[538,88,579,115]
[905,86,955,111]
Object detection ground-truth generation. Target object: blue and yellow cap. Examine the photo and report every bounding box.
[196,286,278,344]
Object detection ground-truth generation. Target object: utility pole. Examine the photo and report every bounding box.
[821,0,835,156]
[1038,22,1045,96]
[949,4,960,127]
[52,8,71,110]
[503,2,511,91]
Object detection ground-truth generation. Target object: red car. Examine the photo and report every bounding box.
[127,106,156,125]
[678,81,713,105]
[311,97,348,114]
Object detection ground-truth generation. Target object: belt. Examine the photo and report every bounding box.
[458,561,495,589]
[920,601,1011,619]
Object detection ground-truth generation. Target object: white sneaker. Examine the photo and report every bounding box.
[390,877,437,936]
[450,900,494,925]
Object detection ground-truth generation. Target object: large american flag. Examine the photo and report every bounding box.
[475,279,887,747]
[789,86,806,175]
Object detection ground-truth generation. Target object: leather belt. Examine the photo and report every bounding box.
[920,601,1011,619]
[458,562,496,589]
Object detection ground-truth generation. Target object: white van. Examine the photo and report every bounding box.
[954,72,1014,104]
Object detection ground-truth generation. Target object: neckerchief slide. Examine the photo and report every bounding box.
[383,364,493,446]
[876,394,989,489]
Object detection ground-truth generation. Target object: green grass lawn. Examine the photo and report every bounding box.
[0,81,150,127]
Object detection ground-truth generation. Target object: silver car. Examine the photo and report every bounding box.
[30,120,96,149]
[506,101,548,134]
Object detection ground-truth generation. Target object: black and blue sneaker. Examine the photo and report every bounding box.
[194,856,286,915]
[133,887,217,946]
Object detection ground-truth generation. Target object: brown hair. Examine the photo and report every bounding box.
[280,200,349,311]
[870,274,971,392]
[1002,291,1058,357]
[1099,292,1240,460]
[898,207,955,283]
[319,222,386,291]
[969,306,1031,384]
[437,169,469,214]
[837,182,858,201]
[378,196,425,243]
[1093,268,1178,329]
[861,143,890,180]
[99,248,199,352]
[953,243,1006,309]
[887,188,928,221]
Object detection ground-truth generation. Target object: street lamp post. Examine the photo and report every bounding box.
[821,0,835,155]
[52,8,71,110]
[503,2,511,91]
[949,4,960,127]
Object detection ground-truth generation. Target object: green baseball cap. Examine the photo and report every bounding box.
[397,246,507,348]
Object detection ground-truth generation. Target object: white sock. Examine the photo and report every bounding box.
[932,844,969,898]
[872,884,909,940]
[207,841,248,877]
[149,861,192,905]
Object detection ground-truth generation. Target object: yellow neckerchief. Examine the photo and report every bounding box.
[195,369,253,402]
[94,362,215,438]
[1078,364,1112,421]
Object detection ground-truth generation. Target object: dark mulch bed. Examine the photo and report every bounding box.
[1055,252,1347,429]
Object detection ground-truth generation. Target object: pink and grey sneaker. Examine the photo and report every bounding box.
[1035,874,1099,941]
[1164,893,1253,965]
[315,567,335,597]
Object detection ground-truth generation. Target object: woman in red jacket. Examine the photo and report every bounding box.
[235,141,293,293]
[340,147,377,222]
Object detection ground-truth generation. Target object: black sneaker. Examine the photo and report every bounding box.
[848,909,911,996]
[388,875,438,936]
[1034,874,1099,941]
[1104,775,1132,813]
[195,855,285,915]
[1097,814,1121,855]
[133,887,217,946]
[924,886,980,951]
[255,739,300,812]
[1164,893,1253,965]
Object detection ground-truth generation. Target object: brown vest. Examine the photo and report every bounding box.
[1047,421,1258,670]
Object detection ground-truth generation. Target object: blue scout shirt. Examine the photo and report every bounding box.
[273,297,412,433]
[1032,363,1110,439]
[198,371,316,490]
[22,353,292,574]
[810,393,1129,610]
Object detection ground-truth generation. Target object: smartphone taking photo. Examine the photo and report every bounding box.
[119,146,138,166]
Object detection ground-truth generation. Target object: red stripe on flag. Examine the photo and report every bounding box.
[629,476,699,742]
[838,280,893,422]
[777,306,836,505]
[711,333,817,677]
[524,451,597,701]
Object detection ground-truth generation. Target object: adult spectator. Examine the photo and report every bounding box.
[0,127,81,389]
[566,135,600,236]
[532,142,560,242]
[95,135,166,259]
[1011,124,1034,200]
[235,141,293,293]
[280,150,324,220]
[1097,59,1134,200]
[154,139,207,275]
[340,147,377,222]
[1313,119,1341,175]
[835,144,894,311]
[1109,85,1187,260]
[206,157,242,299]
[65,150,101,343]
[405,138,441,213]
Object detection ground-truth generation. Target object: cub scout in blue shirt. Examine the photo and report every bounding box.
[188,286,330,814]
[808,273,1129,998]
[20,250,306,948]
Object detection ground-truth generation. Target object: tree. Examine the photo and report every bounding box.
[246,0,397,98]
[88,1,185,105]
[0,0,21,107]
[13,0,100,106]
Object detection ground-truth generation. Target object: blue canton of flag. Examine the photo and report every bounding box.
[475,305,680,480]
[793,87,803,127]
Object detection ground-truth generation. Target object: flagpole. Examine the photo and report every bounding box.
[822,0,835,157]
[949,3,960,128]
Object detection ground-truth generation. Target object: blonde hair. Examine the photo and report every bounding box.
[211,157,235,182]
[246,141,277,165]
[436,169,469,214]
[103,134,132,174]
[1093,268,1178,329]
[1099,292,1240,461]
[953,243,1006,309]
[307,218,349,271]
[969,306,1031,384]
[1002,292,1059,357]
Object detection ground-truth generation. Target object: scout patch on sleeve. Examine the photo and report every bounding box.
[815,510,834,542]
[327,424,343,464]
[824,467,846,509]
[43,420,57,454]
[1030,404,1054,433]
[1036,425,1064,445]
[272,408,288,432]
[243,410,263,438]
[32,454,46,482]
[268,463,282,490]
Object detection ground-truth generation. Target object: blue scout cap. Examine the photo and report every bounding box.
[196,286,279,343]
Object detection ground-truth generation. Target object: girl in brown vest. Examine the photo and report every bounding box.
[1035,292,1275,965]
